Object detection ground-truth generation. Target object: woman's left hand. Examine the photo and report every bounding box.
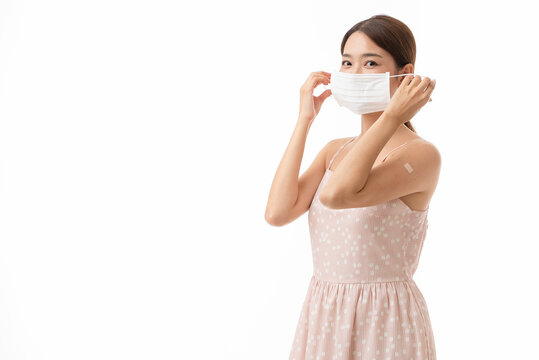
[384,75,436,125]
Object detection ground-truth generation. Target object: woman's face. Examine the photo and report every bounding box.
[340,31,412,98]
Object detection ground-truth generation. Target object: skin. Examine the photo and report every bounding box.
[265,31,440,226]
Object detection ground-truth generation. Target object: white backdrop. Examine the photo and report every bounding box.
[1,0,538,359]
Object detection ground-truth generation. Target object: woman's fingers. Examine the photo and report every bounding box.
[403,74,415,86]
[301,73,330,93]
[316,89,332,101]
[422,79,435,103]
[312,71,330,79]
[418,76,430,91]
[410,75,422,87]
[306,73,330,89]
[411,76,436,102]
[424,79,436,96]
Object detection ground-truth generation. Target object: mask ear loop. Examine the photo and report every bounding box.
[389,73,436,82]
[390,73,415,78]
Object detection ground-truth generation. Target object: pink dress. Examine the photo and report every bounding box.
[288,137,437,360]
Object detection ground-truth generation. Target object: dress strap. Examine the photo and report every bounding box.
[381,139,418,162]
[327,136,357,171]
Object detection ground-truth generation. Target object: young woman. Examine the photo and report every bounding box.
[265,14,440,359]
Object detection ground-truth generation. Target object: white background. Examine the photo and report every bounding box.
[1,0,538,359]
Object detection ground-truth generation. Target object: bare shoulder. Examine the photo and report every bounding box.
[324,136,355,166]
[404,138,442,192]
[385,136,440,175]
[328,136,355,147]
[411,138,441,169]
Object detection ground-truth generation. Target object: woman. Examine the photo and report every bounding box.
[265,14,440,359]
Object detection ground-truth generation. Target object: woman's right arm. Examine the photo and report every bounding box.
[264,71,332,226]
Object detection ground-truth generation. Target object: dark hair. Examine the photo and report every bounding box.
[341,14,417,133]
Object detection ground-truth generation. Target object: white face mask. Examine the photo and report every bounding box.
[325,71,417,115]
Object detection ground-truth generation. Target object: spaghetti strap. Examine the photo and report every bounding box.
[327,136,357,171]
[381,139,418,162]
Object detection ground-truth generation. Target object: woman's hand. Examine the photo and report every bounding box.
[384,75,436,125]
[298,71,332,126]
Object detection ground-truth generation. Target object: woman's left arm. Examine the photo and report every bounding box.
[320,75,436,206]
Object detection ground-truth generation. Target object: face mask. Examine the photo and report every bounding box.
[325,71,418,115]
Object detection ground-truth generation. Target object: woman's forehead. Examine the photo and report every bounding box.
[343,32,388,57]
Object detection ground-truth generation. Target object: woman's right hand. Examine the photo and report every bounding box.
[298,71,332,125]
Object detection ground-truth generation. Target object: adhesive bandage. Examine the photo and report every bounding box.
[403,162,414,173]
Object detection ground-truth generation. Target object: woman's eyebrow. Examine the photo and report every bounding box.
[342,53,383,58]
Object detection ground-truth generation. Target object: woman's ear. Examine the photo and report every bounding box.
[397,63,414,85]
[403,63,414,76]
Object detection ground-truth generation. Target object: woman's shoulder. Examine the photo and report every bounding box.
[328,136,356,145]
[404,137,442,179]
[410,137,441,161]
[326,136,358,150]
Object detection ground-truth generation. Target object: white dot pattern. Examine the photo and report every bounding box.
[288,166,436,359]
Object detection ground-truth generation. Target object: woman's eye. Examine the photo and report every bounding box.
[342,60,377,66]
